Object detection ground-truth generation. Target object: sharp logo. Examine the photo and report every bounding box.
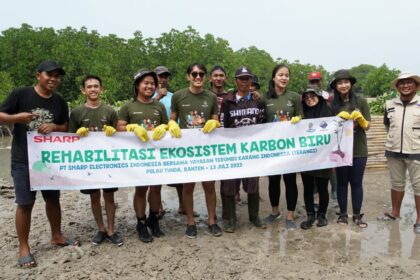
[33,135,80,143]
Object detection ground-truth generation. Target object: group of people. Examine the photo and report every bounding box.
[1,60,419,269]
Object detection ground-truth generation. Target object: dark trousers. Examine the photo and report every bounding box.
[336,157,367,215]
[268,173,298,211]
[301,173,329,214]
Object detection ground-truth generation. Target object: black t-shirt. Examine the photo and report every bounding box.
[0,87,69,163]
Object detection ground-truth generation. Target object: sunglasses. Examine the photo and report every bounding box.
[191,72,205,78]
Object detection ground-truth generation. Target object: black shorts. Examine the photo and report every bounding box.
[80,188,118,194]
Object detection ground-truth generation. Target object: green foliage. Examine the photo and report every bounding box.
[0,24,403,106]
[0,71,15,103]
[276,58,330,94]
[368,91,398,115]
[349,64,377,93]
[361,64,400,97]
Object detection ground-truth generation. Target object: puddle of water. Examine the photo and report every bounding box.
[260,188,420,263]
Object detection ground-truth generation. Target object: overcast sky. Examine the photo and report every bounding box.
[1,0,419,74]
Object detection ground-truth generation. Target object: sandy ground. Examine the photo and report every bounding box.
[1,145,420,280]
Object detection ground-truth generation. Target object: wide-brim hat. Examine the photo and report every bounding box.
[329,69,356,89]
[133,69,158,97]
[391,73,420,90]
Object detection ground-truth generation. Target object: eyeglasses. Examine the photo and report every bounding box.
[191,72,205,78]
[397,79,416,86]
[303,93,318,100]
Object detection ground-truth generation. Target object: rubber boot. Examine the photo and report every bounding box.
[136,216,153,243]
[300,213,316,230]
[146,211,165,237]
[223,196,236,233]
[248,193,265,228]
[317,212,328,227]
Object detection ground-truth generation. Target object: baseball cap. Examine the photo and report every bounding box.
[154,66,171,76]
[235,67,253,78]
[36,60,65,75]
[251,74,260,89]
[309,71,322,81]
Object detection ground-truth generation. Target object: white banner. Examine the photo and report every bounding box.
[28,117,353,190]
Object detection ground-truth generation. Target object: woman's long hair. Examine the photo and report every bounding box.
[266,64,290,99]
[331,87,357,114]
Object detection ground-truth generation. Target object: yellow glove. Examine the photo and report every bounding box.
[168,120,181,138]
[152,124,168,140]
[351,111,369,129]
[76,127,89,137]
[337,111,352,120]
[126,124,149,142]
[103,125,116,136]
[290,116,301,124]
[202,119,221,133]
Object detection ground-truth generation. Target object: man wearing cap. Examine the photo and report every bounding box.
[170,62,222,238]
[153,66,173,118]
[381,73,420,234]
[152,66,182,217]
[220,67,266,232]
[309,71,331,101]
[0,60,77,268]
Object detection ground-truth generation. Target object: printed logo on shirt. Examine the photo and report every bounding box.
[133,111,143,115]
[181,104,191,107]
[153,110,160,116]
[141,118,158,131]
[202,101,208,108]
[28,108,53,131]
[286,100,294,107]
[186,110,206,128]
[272,110,290,122]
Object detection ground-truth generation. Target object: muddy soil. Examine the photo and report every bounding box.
[0,144,419,280]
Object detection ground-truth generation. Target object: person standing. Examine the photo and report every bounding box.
[152,66,191,218]
[380,73,420,234]
[299,85,334,229]
[263,64,302,229]
[309,71,337,201]
[68,75,123,246]
[117,69,167,242]
[220,67,266,233]
[170,63,222,238]
[0,60,78,268]
[331,69,370,228]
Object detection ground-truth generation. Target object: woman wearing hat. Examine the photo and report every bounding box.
[263,64,303,229]
[300,85,334,229]
[117,69,168,242]
[330,69,370,228]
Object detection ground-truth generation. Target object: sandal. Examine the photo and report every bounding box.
[18,254,37,268]
[414,223,420,234]
[52,238,80,247]
[337,214,348,225]
[377,212,398,221]
[353,214,368,228]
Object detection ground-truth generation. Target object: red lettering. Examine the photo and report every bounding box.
[33,135,80,143]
